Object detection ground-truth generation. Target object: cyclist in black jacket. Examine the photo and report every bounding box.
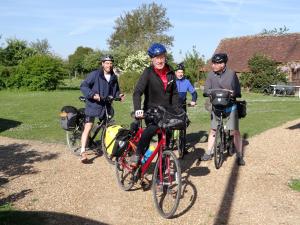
[131,43,180,166]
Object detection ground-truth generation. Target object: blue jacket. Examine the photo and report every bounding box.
[176,77,197,104]
[80,68,120,118]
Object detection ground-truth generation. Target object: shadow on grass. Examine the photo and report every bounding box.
[287,123,300,130]
[0,118,22,133]
[0,210,108,225]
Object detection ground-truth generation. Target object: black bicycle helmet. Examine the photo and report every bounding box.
[100,55,114,62]
[147,43,167,58]
[175,62,185,71]
[211,53,228,64]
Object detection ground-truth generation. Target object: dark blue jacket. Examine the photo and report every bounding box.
[176,77,197,105]
[80,68,120,118]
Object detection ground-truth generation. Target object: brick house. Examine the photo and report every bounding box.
[210,33,300,85]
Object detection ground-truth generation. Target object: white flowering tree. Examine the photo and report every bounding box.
[123,51,149,73]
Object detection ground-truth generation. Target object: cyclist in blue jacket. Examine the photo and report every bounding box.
[175,63,197,110]
[80,55,125,163]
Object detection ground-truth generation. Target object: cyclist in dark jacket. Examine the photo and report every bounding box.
[80,55,124,162]
[201,53,245,166]
[131,43,180,166]
[175,63,197,110]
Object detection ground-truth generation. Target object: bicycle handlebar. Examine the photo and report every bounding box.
[79,95,122,103]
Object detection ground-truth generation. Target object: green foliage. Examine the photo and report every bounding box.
[30,38,51,55]
[259,25,289,36]
[183,46,206,85]
[108,2,173,68]
[240,54,287,91]
[288,179,300,192]
[0,65,15,89]
[123,51,149,73]
[9,55,67,90]
[0,38,35,66]
[119,71,141,93]
[82,50,103,72]
[68,46,93,76]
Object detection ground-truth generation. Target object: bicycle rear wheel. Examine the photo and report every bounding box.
[101,125,116,165]
[177,129,186,159]
[214,125,224,169]
[115,150,135,191]
[66,127,82,156]
[152,150,182,219]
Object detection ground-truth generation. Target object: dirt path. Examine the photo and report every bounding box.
[1,119,300,225]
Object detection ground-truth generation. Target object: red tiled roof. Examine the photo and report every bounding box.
[212,33,300,72]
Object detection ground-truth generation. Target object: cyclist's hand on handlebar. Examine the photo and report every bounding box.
[135,110,144,118]
[93,93,101,101]
[119,93,125,102]
[189,101,196,107]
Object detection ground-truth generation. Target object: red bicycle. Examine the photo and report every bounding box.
[115,107,183,219]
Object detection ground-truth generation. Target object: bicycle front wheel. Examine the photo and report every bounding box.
[152,150,182,219]
[214,125,224,169]
[66,128,82,156]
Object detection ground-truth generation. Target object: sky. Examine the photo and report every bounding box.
[1,0,300,62]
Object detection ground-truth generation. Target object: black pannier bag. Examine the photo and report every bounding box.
[154,106,188,130]
[236,100,247,119]
[60,106,78,131]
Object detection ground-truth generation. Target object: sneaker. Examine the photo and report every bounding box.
[201,153,213,161]
[80,152,88,163]
[237,157,245,166]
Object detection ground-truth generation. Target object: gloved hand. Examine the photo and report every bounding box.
[135,110,144,118]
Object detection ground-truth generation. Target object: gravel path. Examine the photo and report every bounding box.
[1,119,300,225]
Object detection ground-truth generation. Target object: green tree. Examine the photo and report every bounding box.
[82,50,104,73]
[1,38,35,66]
[183,46,205,85]
[259,25,289,36]
[119,71,141,93]
[68,46,93,77]
[123,51,149,73]
[108,2,174,68]
[30,39,51,55]
[9,54,67,90]
[240,54,287,91]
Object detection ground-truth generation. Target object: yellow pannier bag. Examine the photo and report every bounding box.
[105,125,123,156]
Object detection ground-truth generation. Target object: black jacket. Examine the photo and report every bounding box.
[133,65,180,111]
[80,68,120,117]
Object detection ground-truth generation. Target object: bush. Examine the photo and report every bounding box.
[240,54,287,91]
[9,55,67,90]
[119,71,141,93]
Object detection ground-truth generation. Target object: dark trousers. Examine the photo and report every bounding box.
[136,124,171,157]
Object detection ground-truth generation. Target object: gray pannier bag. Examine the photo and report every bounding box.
[60,106,79,131]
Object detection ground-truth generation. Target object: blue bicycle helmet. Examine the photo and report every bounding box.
[211,53,228,64]
[147,43,167,58]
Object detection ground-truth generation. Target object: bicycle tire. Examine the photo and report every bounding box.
[214,125,224,169]
[100,125,116,165]
[152,150,182,219]
[115,151,135,191]
[177,129,186,159]
[66,128,82,156]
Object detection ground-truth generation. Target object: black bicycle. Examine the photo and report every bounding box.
[65,95,121,164]
[206,89,235,169]
[170,103,194,159]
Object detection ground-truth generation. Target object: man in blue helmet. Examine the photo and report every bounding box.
[80,55,125,163]
[201,53,245,166]
[131,43,180,166]
[175,63,197,110]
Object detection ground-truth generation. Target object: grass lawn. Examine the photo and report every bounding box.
[0,89,299,144]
